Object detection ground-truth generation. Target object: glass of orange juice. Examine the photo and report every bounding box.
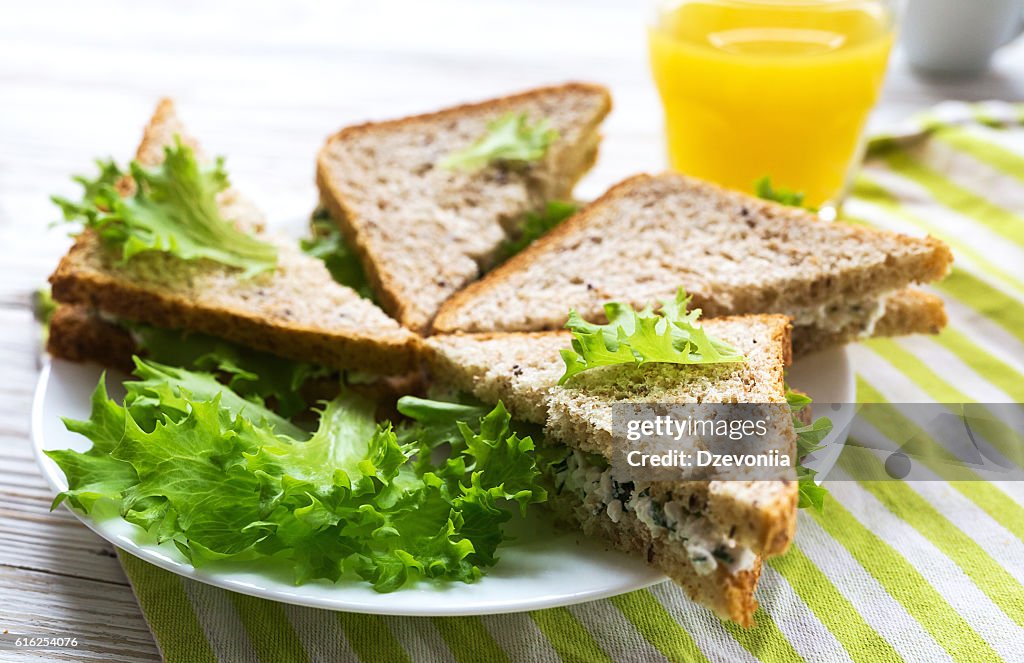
[648,0,895,215]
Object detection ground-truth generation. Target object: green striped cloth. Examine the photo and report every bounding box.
[117,103,1024,663]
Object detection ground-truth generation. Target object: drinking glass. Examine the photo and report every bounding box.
[648,0,896,216]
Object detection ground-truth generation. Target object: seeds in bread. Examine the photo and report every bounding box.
[316,83,612,332]
[48,99,420,375]
[432,172,953,343]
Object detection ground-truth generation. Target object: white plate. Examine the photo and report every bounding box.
[32,349,852,616]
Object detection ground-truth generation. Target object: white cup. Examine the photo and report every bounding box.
[902,0,1024,77]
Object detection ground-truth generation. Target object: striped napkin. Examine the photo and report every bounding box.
[116,103,1024,663]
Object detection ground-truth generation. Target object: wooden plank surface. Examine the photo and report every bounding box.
[1,1,1022,660]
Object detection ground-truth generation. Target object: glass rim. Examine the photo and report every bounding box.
[650,0,898,35]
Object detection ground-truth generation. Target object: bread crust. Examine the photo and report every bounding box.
[433,172,954,334]
[136,97,200,165]
[316,83,612,332]
[322,82,611,148]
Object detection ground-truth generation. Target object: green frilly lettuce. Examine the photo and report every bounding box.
[47,361,548,592]
[53,140,277,277]
[559,289,745,384]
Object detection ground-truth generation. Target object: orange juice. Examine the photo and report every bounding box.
[649,0,894,208]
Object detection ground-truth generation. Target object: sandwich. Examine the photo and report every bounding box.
[48,99,418,376]
[316,83,612,332]
[432,172,953,356]
[424,294,810,626]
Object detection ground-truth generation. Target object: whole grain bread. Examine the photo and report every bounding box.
[424,315,799,559]
[49,99,419,374]
[432,173,954,347]
[316,83,612,332]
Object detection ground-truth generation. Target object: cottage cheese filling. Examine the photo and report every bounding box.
[557,450,756,576]
[787,291,892,335]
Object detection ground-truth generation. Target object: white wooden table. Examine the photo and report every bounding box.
[2,1,1022,659]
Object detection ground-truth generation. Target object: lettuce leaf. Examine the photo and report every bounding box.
[755,176,807,209]
[499,201,577,259]
[33,286,57,342]
[47,362,548,592]
[439,113,558,172]
[121,357,307,440]
[399,398,549,567]
[33,287,56,326]
[301,212,374,300]
[797,465,828,511]
[47,380,139,513]
[559,289,745,384]
[53,139,277,277]
[133,325,330,419]
[786,387,833,511]
[785,389,813,413]
[396,395,489,471]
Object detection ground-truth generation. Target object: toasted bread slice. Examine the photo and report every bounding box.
[432,172,953,352]
[424,315,797,625]
[317,83,612,332]
[49,100,419,374]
